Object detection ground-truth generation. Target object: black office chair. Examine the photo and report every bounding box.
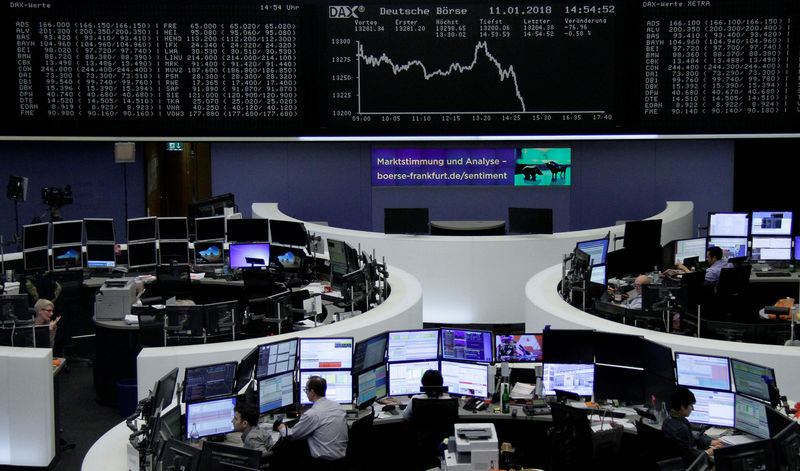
[634,421,682,470]
[548,402,593,470]
[409,397,459,471]
[155,264,192,300]
[345,409,375,471]
[714,264,752,320]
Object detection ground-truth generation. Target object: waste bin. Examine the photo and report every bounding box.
[117,378,137,417]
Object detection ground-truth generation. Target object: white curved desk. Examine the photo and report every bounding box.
[254,201,694,324]
[525,264,800,399]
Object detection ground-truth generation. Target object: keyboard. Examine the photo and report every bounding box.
[705,426,732,437]
[754,272,792,278]
[720,434,755,446]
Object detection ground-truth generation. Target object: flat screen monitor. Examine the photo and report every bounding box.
[730,358,775,403]
[128,241,157,268]
[542,329,594,364]
[494,333,543,362]
[590,265,607,285]
[593,364,644,404]
[299,370,352,405]
[576,238,610,266]
[85,243,116,268]
[299,337,353,370]
[159,241,190,265]
[160,438,201,471]
[23,248,49,272]
[687,388,734,427]
[152,367,180,414]
[51,220,83,246]
[356,364,387,408]
[198,441,261,471]
[642,339,675,381]
[734,394,770,439]
[256,339,297,379]
[269,245,305,272]
[387,329,439,362]
[388,360,440,396]
[709,212,750,237]
[128,216,157,242]
[384,208,429,235]
[269,219,308,248]
[258,371,295,414]
[84,218,115,242]
[226,218,269,243]
[623,219,662,248]
[714,439,777,471]
[773,422,800,470]
[675,352,731,391]
[184,396,236,440]
[229,243,269,268]
[750,236,792,261]
[541,363,595,397]
[352,332,388,373]
[440,328,493,363]
[51,244,82,269]
[0,294,31,325]
[151,405,181,458]
[674,237,707,265]
[195,216,226,242]
[158,217,189,240]
[23,223,49,249]
[193,240,224,266]
[507,207,553,234]
[440,360,488,398]
[708,237,748,259]
[751,211,793,236]
[183,361,238,403]
[235,347,258,393]
[594,332,644,368]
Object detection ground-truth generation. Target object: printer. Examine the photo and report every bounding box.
[444,423,499,471]
[94,277,137,320]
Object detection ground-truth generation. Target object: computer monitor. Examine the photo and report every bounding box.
[198,441,261,471]
[750,236,792,261]
[51,244,82,269]
[194,240,224,266]
[773,422,800,470]
[23,223,49,250]
[299,370,353,405]
[356,364,387,408]
[590,265,607,285]
[229,243,269,269]
[507,207,553,234]
[542,329,594,364]
[641,339,674,381]
[185,396,236,440]
[493,333,543,362]
[388,360,440,396]
[440,328,493,363]
[623,219,662,248]
[269,219,308,248]
[183,361,238,403]
[159,241,190,265]
[269,245,305,272]
[299,337,353,370]
[23,248,49,272]
[85,243,116,268]
[714,439,777,471]
[236,347,258,394]
[674,237,707,265]
[675,352,731,391]
[127,241,157,268]
[352,332,388,373]
[256,339,297,379]
[384,208,429,235]
[440,360,488,398]
[576,238,610,266]
[160,438,201,471]
[226,218,269,243]
[709,212,750,237]
[688,388,734,427]
[707,237,748,259]
[730,358,775,403]
[593,364,644,404]
[541,363,595,397]
[734,393,770,439]
[84,218,115,243]
[150,404,182,460]
[158,217,189,240]
[593,332,644,368]
[152,367,180,416]
[195,216,226,242]
[0,294,31,325]
[257,371,295,414]
[751,211,793,236]
[128,216,157,242]
[51,220,83,246]
[387,329,440,362]
[188,193,235,233]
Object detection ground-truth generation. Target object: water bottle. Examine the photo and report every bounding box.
[502,384,510,414]
[648,395,658,425]
[190,422,200,442]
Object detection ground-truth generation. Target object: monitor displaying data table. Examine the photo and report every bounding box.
[298,338,353,370]
[387,330,439,362]
[675,353,731,391]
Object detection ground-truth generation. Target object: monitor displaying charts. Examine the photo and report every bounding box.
[674,237,707,264]
[258,372,295,415]
[299,370,352,405]
[356,364,387,408]
[751,211,793,236]
[440,360,488,398]
[182,362,237,403]
[184,396,236,440]
[387,330,439,362]
[675,353,731,391]
[750,237,792,262]
[388,360,439,396]
[440,328,493,363]
[688,388,734,427]
[730,358,775,403]
[352,333,387,373]
[735,394,770,439]
[541,363,595,397]
[298,338,353,370]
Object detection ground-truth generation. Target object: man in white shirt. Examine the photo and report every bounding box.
[627,274,650,310]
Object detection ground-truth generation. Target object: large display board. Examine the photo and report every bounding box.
[3,0,800,137]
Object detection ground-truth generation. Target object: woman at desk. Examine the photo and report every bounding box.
[33,298,60,348]
[403,369,450,421]
[662,386,723,465]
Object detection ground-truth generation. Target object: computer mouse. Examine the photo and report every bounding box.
[381,404,396,412]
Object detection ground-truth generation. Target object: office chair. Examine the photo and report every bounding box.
[634,421,682,470]
[548,402,593,470]
[344,408,375,471]
[409,396,459,471]
[706,265,752,320]
[155,264,192,300]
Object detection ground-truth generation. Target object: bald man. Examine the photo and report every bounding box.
[627,274,650,310]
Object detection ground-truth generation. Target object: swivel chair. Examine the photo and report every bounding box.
[409,395,459,471]
[345,408,375,471]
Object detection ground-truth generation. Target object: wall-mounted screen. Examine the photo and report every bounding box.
[675,352,731,391]
[388,360,439,396]
[298,338,353,370]
[440,360,488,398]
[688,388,734,427]
[440,328,493,363]
[494,333,543,362]
[541,363,595,397]
[751,211,793,236]
[184,396,236,440]
[708,213,749,238]
[258,372,295,415]
[299,370,352,405]
[229,243,269,268]
[387,329,439,362]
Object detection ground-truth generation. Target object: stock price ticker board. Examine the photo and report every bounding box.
[3,0,800,138]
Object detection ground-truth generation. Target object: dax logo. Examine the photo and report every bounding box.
[329,5,364,18]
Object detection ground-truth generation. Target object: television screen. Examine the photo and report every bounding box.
[299,338,353,370]
[541,363,595,397]
[183,361,238,403]
[269,219,308,247]
[193,241,224,266]
[688,388,734,427]
[708,212,749,237]
[356,364,387,407]
[128,216,157,241]
[158,217,189,240]
[750,236,792,262]
[734,394,770,439]
[707,237,748,259]
[195,216,226,241]
[256,339,297,379]
[299,370,352,405]
[184,396,236,440]
[52,244,82,269]
[388,360,439,396]
[494,333,543,362]
[576,238,609,266]
[507,207,553,234]
[751,211,793,236]
[24,248,49,272]
[623,219,662,248]
[440,328,493,363]
[128,241,158,268]
[387,329,439,362]
[675,352,731,391]
[84,218,115,242]
[730,358,775,403]
[674,237,707,265]
[86,243,116,268]
[51,220,83,246]
[258,372,295,414]
[226,218,269,243]
[23,223,49,249]
[159,241,190,265]
[440,360,488,398]
[229,243,269,268]
[384,208,429,235]
[352,333,387,373]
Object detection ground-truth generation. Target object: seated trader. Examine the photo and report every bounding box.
[626,274,650,310]
[403,369,450,421]
[703,246,732,286]
[662,386,723,465]
[277,376,348,469]
[232,402,273,456]
[33,299,60,348]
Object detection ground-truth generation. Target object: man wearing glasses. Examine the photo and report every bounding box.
[33,298,60,348]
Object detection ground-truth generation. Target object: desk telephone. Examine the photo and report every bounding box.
[462,397,487,411]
